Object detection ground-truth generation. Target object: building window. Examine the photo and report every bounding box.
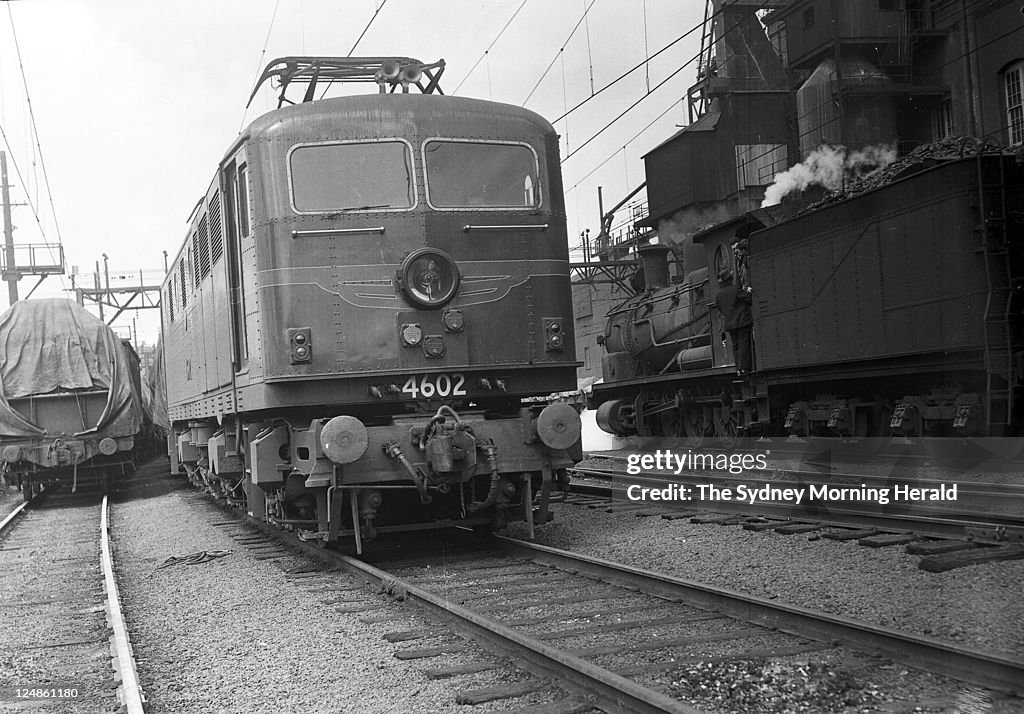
[1006,61,1024,146]
[930,99,953,140]
[768,23,788,68]
[802,7,815,28]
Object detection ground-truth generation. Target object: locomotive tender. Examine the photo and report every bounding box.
[0,298,146,498]
[161,57,581,551]
[593,150,1024,448]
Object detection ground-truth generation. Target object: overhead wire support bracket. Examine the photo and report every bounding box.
[247,56,446,108]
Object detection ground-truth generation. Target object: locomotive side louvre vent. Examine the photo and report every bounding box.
[195,214,211,285]
[179,259,188,307]
[166,284,174,323]
[191,232,199,287]
[209,193,224,264]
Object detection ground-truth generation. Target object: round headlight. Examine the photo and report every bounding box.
[399,248,460,309]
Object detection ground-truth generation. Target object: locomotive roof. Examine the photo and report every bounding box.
[239,93,556,151]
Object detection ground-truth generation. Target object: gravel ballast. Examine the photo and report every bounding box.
[508,497,1024,661]
[110,482,552,713]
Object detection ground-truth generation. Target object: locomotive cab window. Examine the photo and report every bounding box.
[289,140,414,213]
[714,245,727,278]
[423,140,540,209]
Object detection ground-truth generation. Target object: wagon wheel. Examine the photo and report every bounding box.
[683,405,712,448]
[714,406,741,450]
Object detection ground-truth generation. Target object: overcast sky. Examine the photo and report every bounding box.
[0,0,704,344]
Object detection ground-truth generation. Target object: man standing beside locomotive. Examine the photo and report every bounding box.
[715,269,753,375]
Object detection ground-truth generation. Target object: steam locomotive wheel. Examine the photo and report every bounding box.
[715,407,740,450]
[683,405,712,447]
[653,390,685,437]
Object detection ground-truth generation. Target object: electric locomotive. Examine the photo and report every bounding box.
[161,57,581,551]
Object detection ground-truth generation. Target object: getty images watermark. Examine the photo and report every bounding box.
[622,448,959,506]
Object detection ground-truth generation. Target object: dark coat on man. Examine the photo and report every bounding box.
[714,281,752,331]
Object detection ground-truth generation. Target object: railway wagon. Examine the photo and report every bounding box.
[592,150,1024,446]
[161,57,581,551]
[0,298,145,497]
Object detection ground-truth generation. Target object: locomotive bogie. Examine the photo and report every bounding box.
[171,403,578,549]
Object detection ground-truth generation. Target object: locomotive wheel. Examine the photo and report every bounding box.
[714,407,740,450]
[653,391,685,437]
[683,405,712,448]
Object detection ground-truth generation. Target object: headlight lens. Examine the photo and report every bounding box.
[400,248,460,308]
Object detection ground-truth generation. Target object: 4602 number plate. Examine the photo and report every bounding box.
[401,373,467,399]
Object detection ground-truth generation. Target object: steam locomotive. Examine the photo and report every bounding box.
[160,57,581,551]
[592,148,1024,452]
[0,298,147,498]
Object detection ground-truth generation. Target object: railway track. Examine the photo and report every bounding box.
[216,506,1022,713]
[569,459,1024,571]
[0,491,144,712]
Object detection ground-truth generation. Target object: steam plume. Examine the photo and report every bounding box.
[761,144,897,207]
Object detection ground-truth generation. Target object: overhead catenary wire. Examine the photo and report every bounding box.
[453,0,530,95]
[566,11,1024,239]
[558,7,744,166]
[582,0,595,96]
[316,0,390,100]
[642,0,650,93]
[551,16,706,125]
[347,0,388,57]
[554,6,727,205]
[0,123,49,242]
[564,98,679,193]
[560,50,570,151]
[239,0,282,132]
[562,62,690,163]
[521,0,598,106]
[5,4,62,248]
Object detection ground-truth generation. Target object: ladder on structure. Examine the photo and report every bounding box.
[978,152,1016,434]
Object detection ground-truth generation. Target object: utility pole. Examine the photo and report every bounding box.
[1,152,18,306]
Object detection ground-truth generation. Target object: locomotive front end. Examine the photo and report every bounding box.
[162,63,580,551]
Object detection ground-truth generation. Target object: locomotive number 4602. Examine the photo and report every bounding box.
[401,373,467,399]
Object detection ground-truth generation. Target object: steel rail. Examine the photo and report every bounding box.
[99,495,145,714]
[489,534,1024,695]
[242,515,698,714]
[0,499,30,538]
[0,484,49,537]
